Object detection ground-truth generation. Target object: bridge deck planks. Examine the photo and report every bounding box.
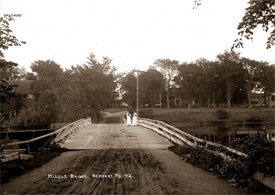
[61,124,172,150]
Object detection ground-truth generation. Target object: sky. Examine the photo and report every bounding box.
[1,0,275,73]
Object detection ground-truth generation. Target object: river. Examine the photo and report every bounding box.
[174,122,275,145]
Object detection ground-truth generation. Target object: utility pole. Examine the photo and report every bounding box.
[136,70,139,117]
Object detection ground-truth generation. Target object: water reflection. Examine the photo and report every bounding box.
[174,123,275,145]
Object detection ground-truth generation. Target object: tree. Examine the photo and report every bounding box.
[139,68,165,107]
[0,14,26,114]
[257,63,275,108]
[154,59,179,109]
[216,50,244,108]
[233,0,275,49]
[57,53,118,122]
[241,58,263,108]
[0,14,26,58]
[120,71,137,108]
[30,60,64,125]
[193,0,275,49]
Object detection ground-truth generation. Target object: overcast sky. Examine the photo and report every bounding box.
[1,0,275,73]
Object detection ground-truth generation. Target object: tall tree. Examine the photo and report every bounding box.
[120,71,137,108]
[154,59,179,109]
[30,60,64,125]
[139,68,165,107]
[216,50,244,108]
[241,58,263,108]
[257,62,275,108]
[58,53,118,122]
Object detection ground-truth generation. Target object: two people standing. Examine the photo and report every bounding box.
[126,111,138,126]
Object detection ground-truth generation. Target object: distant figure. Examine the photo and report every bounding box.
[126,112,131,126]
[132,112,138,126]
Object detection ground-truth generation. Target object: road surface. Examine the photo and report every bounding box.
[1,112,243,194]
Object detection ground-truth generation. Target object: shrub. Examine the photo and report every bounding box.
[139,109,153,119]
[216,109,228,119]
[245,115,261,125]
[8,108,48,129]
[229,135,274,177]
[169,135,275,193]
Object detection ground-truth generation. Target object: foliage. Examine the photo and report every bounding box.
[8,108,48,129]
[169,137,275,194]
[139,109,154,119]
[0,15,26,107]
[173,51,274,108]
[232,0,275,49]
[245,115,262,125]
[0,14,26,58]
[174,60,210,106]
[169,144,250,183]
[59,54,117,121]
[194,0,274,49]
[139,68,165,106]
[0,79,17,104]
[120,71,137,107]
[216,108,228,119]
[30,60,63,126]
[229,135,275,177]
[120,68,165,108]
[154,59,179,109]
[256,63,275,108]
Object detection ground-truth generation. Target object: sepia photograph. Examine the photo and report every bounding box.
[0,0,274,194]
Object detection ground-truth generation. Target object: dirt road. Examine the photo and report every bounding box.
[1,112,243,194]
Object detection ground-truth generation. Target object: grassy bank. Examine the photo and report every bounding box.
[145,107,274,124]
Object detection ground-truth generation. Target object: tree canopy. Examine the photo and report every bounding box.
[0,14,26,106]
[0,14,26,58]
[154,59,179,109]
[233,0,275,49]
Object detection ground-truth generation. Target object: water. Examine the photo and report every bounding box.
[174,123,275,145]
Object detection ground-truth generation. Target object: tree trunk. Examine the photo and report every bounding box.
[212,92,215,107]
[167,87,170,109]
[159,94,162,109]
[247,90,251,108]
[268,95,272,109]
[226,78,231,108]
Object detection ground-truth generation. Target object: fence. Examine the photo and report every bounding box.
[2,118,92,151]
[138,118,248,160]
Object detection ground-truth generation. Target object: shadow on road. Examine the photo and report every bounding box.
[100,116,124,124]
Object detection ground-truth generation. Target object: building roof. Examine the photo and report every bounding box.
[8,80,34,94]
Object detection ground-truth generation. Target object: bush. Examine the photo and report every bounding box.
[229,135,274,177]
[8,108,48,129]
[139,109,154,119]
[245,115,261,125]
[169,135,275,194]
[216,109,228,119]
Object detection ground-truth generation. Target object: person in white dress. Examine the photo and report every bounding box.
[126,112,131,126]
[132,112,138,126]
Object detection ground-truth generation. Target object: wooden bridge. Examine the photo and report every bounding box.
[1,111,274,194]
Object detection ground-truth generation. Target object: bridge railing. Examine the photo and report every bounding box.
[3,118,92,149]
[138,118,248,160]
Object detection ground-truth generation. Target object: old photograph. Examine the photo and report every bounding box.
[1,0,274,194]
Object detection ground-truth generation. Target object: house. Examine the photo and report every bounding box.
[250,93,266,107]
[7,80,36,116]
